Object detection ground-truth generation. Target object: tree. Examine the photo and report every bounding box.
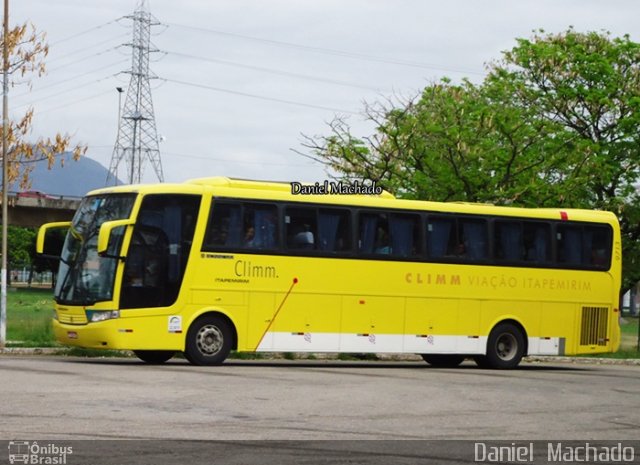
[7,225,35,268]
[486,29,640,291]
[302,79,588,206]
[2,22,85,188]
[302,29,640,291]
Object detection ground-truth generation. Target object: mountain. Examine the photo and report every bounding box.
[13,152,120,198]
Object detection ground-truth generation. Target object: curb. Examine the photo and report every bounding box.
[1,348,639,365]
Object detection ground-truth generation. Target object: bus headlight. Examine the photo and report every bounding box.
[86,310,120,322]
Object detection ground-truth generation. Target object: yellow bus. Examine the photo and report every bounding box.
[37,177,621,369]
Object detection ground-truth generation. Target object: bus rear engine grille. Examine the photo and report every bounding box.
[580,306,608,346]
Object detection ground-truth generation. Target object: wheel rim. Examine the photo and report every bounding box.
[495,332,517,361]
[196,324,224,356]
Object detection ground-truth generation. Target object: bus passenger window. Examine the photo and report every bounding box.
[388,214,420,257]
[523,223,550,263]
[495,221,523,261]
[557,225,582,265]
[318,209,351,253]
[427,217,455,258]
[374,227,390,254]
[359,212,391,255]
[460,219,487,261]
[584,226,611,268]
[203,203,242,248]
[244,205,277,249]
[286,208,317,250]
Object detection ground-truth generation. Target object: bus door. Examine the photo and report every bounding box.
[120,194,201,309]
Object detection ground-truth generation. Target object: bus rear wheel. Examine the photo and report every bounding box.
[421,354,465,368]
[185,315,232,366]
[134,350,174,364]
[484,322,525,369]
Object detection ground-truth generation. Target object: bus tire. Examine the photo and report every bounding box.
[484,322,525,369]
[421,354,465,368]
[134,350,174,364]
[185,315,232,366]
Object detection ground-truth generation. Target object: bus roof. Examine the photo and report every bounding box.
[88,176,618,225]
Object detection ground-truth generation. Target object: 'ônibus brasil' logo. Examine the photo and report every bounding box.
[8,441,73,464]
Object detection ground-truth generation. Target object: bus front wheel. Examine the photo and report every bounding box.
[484,323,525,369]
[134,350,174,364]
[185,315,232,366]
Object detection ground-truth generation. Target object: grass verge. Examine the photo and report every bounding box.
[6,287,56,347]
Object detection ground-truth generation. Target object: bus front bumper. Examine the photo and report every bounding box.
[53,316,185,351]
[53,319,127,349]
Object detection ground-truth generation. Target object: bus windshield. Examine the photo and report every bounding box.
[55,194,136,305]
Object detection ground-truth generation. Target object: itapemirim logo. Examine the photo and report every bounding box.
[8,441,73,464]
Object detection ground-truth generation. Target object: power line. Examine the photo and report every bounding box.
[163,77,359,115]
[13,73,121,110]
[48,18,123,46]
[13,59,127,100]
[45,33,130,66]
[45,46,125,74]
[88,145,319,169]
[166,22,485,76]
[32,88,114,115]
[161,150,316,168]
[165,50,381,92]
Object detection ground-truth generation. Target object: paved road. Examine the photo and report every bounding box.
[0,356,638,441]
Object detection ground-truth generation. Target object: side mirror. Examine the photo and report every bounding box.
[97,219,133,256]
[36,221,71,256]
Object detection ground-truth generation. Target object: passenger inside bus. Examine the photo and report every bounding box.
[293,224,315,249]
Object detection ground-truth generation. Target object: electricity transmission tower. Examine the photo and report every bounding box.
[107,0,164,185]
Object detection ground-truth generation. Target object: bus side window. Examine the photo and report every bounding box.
[584,225,611,268]
[557,225,582,265]
[427,216,455,258]
[203,202,242,249]
[318,209,351,253]
[359,212,389,255]
[388,213,420,257]
[244,204,277,249]
[523,222,551,263]
[286,208,317,250]
[495,221,523,261]
[460,218,488,261]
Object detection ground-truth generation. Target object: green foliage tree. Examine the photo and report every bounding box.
[487,29,640,291]
[6,226,35,268]
[302,29,640,291]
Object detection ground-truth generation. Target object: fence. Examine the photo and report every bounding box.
[10,266,53,287]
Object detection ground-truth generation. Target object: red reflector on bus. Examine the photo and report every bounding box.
[359,300,365,305]
[560,211,568,220]
[614,308,619,313]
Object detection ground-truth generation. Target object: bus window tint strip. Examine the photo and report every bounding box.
[201,198,612,271]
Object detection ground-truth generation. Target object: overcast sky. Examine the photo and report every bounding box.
[10,0,640,188]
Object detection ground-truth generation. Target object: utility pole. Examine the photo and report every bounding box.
[1,0,9,348]
[107,0,163,185]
